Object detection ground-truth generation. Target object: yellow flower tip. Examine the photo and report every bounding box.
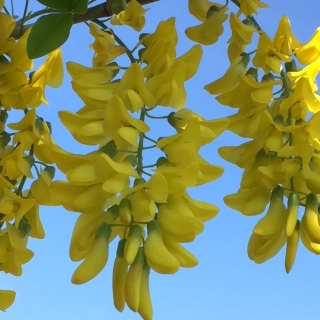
[185,10,228,46]
[110,0,148,32]
[0,289,16,312]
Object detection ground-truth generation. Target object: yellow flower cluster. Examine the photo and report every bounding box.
[49,4,228,317]
[203,2,320,273]
[0,10,64,311]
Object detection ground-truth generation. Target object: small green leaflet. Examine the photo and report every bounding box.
[27,13,73,59]
[36,0,88,14]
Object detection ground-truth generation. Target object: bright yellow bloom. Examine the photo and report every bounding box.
[238,0,268,17]
[280,77,320,114]
[144,220,180,273]
[218,139,264,168]
[30,168,60,206]
[0,188,36,225]
[0,12,15,55]
[145,61,186,109]
[89,23,127,66]
[170,108,229,144]
[227,14,256,61]
[103,95,149,150]
[71,223,111,284]
[157,118,202,164]
[273,16,301,56]
[0,144,33,180]
[157,196,204,242]
[252,32,291,74]
[24,204,45,239]
[287,57,320,92]
[59,108,106,145]
[185,8,228,46]
[0,289,16,312]
[188,0,228,21]
[224,185,271,216]
[115,63,156,110]
[140,18,177,77]
[247,229,286,263]
[110,0,148,31]
[205,53,250,95]
[0,223,34,276]
[295,27,320,64]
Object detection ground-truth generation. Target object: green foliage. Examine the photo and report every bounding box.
[27,13,73,58]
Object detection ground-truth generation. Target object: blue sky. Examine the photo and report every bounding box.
[2,0,320,319]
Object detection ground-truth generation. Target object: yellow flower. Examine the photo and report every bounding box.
[218,139,264,168]
[59,108,106,145]
[140,18,177,77]
[295,27,320,64]
[280,77,320,114]
[185,8,228,46]
[110,0,148,32]
[103,95,150,150]
[89,23,127,66]
[238,0,268,17]
[24,204,45,239]
[0,188,36,225]
[273,16,301,56]
[205,53,250,95]
[30,168,60,206]
[227,14,256,61]
[33,48,63,88]
[224,185,271,216]
[0,289,16,312]
[115,63,156,110]
[252,32,291,74]
[157,196,204,242]
[170,108,229,145]
[157,118,202,164]
[145,61,186,109]
[0,144,34,180]
[0,12,15,55]
[188,0,227,22]
[0,223,34,276]
[287,57,320,92]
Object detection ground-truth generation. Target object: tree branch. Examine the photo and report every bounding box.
[10,0,159,39]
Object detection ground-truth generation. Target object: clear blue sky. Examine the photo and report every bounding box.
[2,1,320,319]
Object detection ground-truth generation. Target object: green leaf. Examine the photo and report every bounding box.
[27,13,73,59]
[36,0,72,11]
[72,0,88,14]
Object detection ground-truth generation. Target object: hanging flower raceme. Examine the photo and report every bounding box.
[204,7,320,274]
[0,9,66,310]
[43,9,230,318]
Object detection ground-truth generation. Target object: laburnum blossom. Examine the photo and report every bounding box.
[295,27,320,64]
[273,16,301,56]
[0,223,34,276]
[238,0,268,17]
[0,289,16,311]
[89,23,127,67]
[103,95,150,150]
[185,7,228,46]
[205,53,250,95]
[252,32,291,74]
[110,0,148,31]
[0,13,15,55]
[227,13,256,61]
[188,0,228,22]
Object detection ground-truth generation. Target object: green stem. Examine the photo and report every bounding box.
[145,112,168,120]
[136,107,147,176]
[19,0,29,34]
